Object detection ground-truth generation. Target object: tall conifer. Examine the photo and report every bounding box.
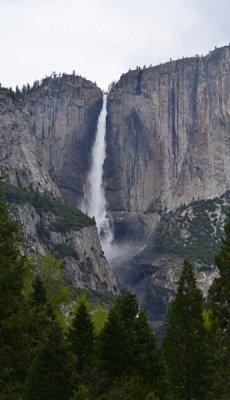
[98,292,164,397]
[208,212,230,399]
[162,259,207,400]
[0,187,31,399]
[26,319,76,400]
[69,295,95,373]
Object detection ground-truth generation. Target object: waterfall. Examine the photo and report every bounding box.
[82,94,115,259]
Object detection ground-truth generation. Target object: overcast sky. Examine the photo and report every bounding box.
[0,0,229,90]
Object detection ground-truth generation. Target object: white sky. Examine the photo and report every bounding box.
[0,0,230,90]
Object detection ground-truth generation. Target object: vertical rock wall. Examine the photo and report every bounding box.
[105,46,230,215]
[0,75,103,205]
[0,76,119,295]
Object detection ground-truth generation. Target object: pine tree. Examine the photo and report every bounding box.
[0,182,72,399]
[0,186,32,399]
[98,291,163,395]
[27,275,56,360]
[208,212,230,399]
[99,303,135,379]
[26,319,76,400]
[69,295,95,373]
[162,259,208,400]
[0,189,25,319]
[133,309,166,395]
[98,292,139,380]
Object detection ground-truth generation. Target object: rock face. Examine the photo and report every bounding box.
[11,201,117,294]
[0,74,103,205]
[104,46,230,328]
[0,75,118,295]
[115,193,230,327]
[105,46,230,218]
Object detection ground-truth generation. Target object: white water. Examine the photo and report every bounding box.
[82,94,115,259]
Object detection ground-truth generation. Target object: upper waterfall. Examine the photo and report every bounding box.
[82,94,114,259]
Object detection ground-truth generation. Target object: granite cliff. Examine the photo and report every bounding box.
[105,45,230,243]
[102,45,230,327]
[0,75,117,297]
[0,74,102,204]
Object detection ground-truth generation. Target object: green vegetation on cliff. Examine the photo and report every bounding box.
[0,183,95,231]
[152,194,230,264]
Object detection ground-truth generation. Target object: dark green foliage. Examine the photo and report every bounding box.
[208,211,230,399]
[69,287,116,309]
[0,182,30,204]
[53,243,79,260]
[28,276,55,352]
[215,210,230,277]
[0,183,95,231]
[31,275,49,306]
[0,182,76,398]
[98,292,164,397]
[36,221,50,241]
[99,292,139,379]
[26,320,76,400]
[134,309,165,388]
[0,72,95,102]
[0,186,31,399]
[99,303,135,378]
[150,194,230,264]
[3,176,230,399]
[0,198,25,319]
[69,296,95,373]
[40,190,95,230]
[162,259,208,400]
[1,184,93,287]
[94,378,148,400]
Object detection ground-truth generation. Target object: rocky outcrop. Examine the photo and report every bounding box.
[115,252,218,328]
[0,74,103,205]
[105,46,230,220]
[113,192,230,328]
[11,200,118,294]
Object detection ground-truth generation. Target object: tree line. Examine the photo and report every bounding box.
[0,71,89,101]
[0,182,230,399]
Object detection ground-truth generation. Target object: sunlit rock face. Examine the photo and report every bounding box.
[105,46,230,217]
